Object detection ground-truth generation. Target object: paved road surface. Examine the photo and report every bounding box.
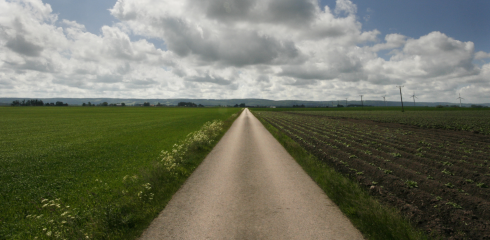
[140,109,364,239]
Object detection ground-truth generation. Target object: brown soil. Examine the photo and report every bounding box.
[260,111,490,239]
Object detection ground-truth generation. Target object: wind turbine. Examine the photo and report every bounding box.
[382,95,387,107]
[410,92,418,107]
[457,93,464,108]
[345,98,348,107]
[360,95,364,107]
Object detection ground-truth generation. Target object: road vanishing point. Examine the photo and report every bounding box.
[140,109,364,239]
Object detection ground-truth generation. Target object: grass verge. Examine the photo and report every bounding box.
[253,112,434,240]
[8,109,242,240]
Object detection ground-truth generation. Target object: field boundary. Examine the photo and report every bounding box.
[122,108,244,239]
[252,111,433,240]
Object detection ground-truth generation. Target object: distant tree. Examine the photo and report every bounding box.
[143,102,150,107]
[87,102,92,106]
[45,102,50,106]
[101,102,109,107]
[12,99,44,106]
[234,104,239,107]
[198,104,204,108]
[82,103,87,106]
[121,103,126,107]
[239,103,246,107]
[56,101,64,106]
[28,99,43,106]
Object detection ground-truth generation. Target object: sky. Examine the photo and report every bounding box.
[1,0,489,103]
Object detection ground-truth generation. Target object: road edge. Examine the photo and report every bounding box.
[125,108,245,240]
[252,110,434,240]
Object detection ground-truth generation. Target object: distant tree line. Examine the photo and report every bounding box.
[82,102,126,106]
[233,103,246,107]
[11,99,68,106]
[292,104,306,108]
[178,102,204,107]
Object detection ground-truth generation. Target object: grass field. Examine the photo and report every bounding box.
[0,107,241,239]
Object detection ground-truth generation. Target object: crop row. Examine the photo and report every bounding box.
[297,110,490,135]
[256,111,490,239]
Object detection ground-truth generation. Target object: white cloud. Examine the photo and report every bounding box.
[370,33,407,52]
[334,0,357,16]
[0,0,489,103]
[475,51,490,60]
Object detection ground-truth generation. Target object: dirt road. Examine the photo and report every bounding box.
[140,109,364,239]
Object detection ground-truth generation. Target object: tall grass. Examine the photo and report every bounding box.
[253,111,434,240]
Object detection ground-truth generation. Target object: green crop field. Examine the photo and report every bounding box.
[0,107,241,239]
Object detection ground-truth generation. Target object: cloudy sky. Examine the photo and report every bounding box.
[1,0,489,103]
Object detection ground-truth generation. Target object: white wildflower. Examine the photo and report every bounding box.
[131,175,138,182]
[142,183,151,190]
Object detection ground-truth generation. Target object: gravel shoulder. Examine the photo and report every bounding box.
[139,109,364,239]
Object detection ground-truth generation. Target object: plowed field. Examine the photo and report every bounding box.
[256,111,490,239]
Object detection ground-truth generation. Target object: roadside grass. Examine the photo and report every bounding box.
[0,107,241,239]
[253,112,435,240]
